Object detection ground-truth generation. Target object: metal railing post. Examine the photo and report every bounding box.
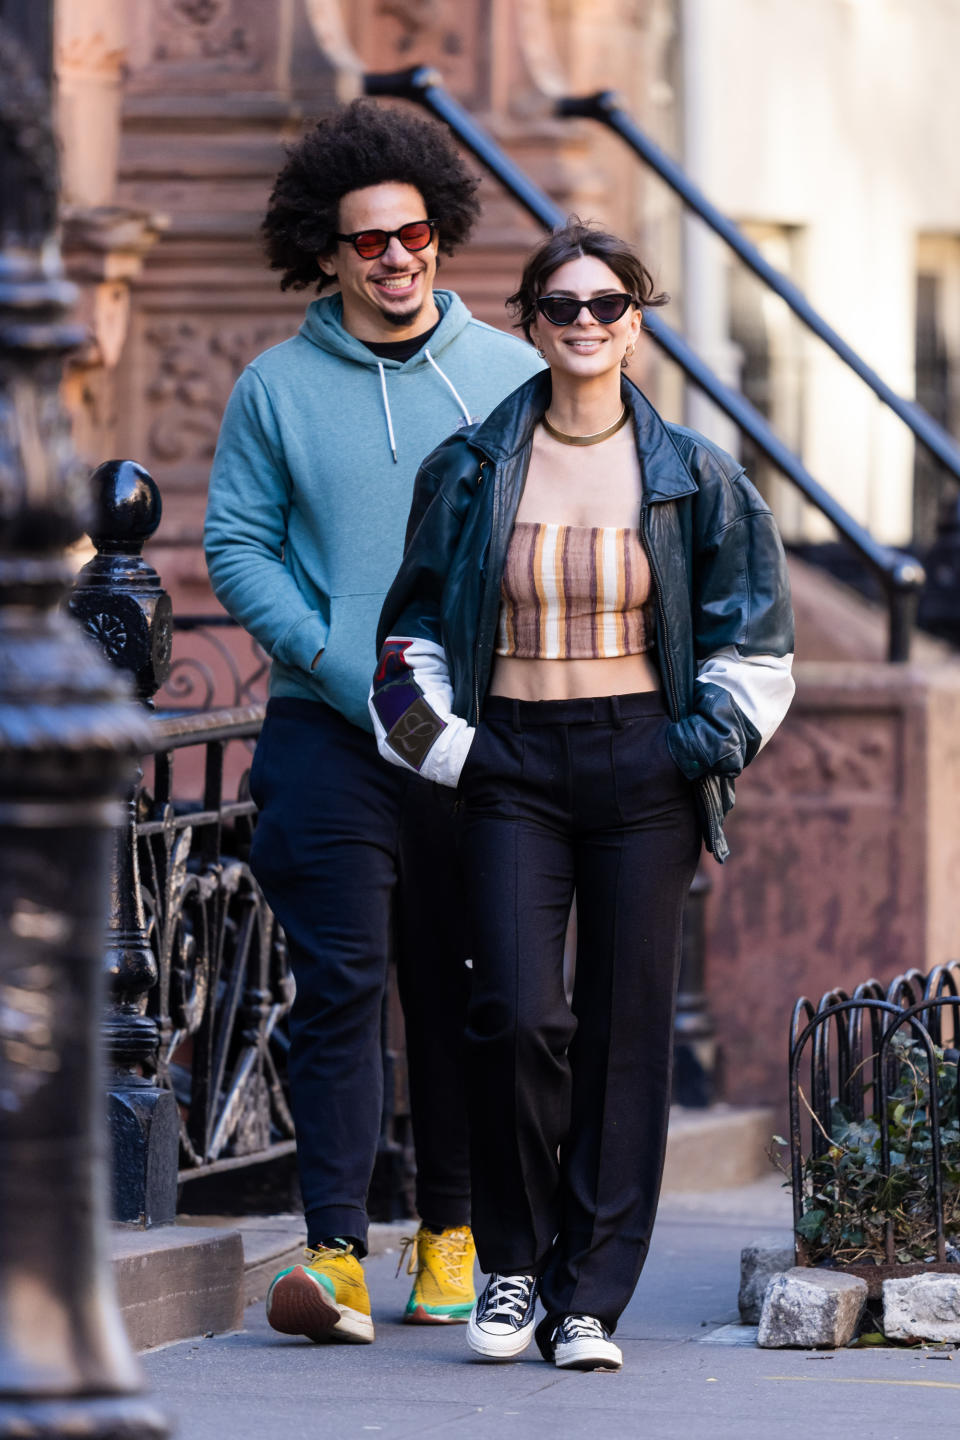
[70,461,179,1226]
[888,560,925,663]
[0,2,167,1433]
[673,867,717,1107]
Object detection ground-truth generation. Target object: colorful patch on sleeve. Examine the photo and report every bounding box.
[386,696,446,771]
[374,640,413,686]
[372,677,423,735]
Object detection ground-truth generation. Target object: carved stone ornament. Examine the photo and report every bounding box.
[144,318,293,469]
[149,0,253,67]
[358,0,481,102]
[173,0,229,24]
[741,713,897,802]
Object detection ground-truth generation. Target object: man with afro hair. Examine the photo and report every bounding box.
[205,99,542,1346]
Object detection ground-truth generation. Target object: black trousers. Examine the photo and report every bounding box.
[460,691,700,1330]
[248,697,471,1253]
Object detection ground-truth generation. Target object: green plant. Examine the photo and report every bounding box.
[772,1034,960,1265]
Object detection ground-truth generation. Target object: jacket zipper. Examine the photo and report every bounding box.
[474,457,494,724]
[640,504,680,720]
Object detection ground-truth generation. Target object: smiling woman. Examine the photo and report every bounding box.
[372,217,796,1374]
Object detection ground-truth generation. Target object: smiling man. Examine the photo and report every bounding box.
[204,100,542,1349]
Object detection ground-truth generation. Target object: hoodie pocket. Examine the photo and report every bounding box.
[276,608,330,674]
[309,591,388,729]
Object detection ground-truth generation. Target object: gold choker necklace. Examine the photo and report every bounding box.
[541,406,629,446]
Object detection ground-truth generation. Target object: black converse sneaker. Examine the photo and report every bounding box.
[538,1313,623,1371]
[466,1272,538,1360]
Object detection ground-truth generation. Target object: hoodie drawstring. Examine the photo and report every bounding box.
[377,362,398,465]
[377,349,473,466]
[424,348,473,425]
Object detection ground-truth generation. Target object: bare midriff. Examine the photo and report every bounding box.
[490,651,661,701]
[488,420,662,702]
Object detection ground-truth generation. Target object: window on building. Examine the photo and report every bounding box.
[914,236,960,548]
[727,224,806,541]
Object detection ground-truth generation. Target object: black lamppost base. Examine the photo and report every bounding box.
[0,1397,168,1440]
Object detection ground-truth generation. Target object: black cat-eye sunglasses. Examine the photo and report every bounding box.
[535,292,638,326]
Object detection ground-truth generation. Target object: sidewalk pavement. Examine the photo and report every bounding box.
[143,1179,953,1440]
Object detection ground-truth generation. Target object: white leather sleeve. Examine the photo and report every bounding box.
[696,645,795,753]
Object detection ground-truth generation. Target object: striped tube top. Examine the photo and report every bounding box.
[495,521,655,660]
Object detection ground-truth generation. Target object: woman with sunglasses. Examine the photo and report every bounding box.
[371,220,795,1372]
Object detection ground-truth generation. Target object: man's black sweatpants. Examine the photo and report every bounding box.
[248,696,471,1253]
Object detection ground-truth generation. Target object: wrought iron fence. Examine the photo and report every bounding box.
[788,962,960,1280]
[160,616,269,713]
[69,459,414,1223]
[142,707,295,1178]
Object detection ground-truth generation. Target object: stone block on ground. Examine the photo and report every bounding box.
[757,1266,867,1349]
[739,1237,795,1323]
[883,1273,960,1341]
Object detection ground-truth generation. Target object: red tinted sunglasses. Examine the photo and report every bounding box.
[334,219,438,260]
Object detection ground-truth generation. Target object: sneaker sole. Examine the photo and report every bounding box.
[553,1339,622,1372]
[266,1268,374,1345]
[404,1303,474,1325]
[466,1313,536,1360]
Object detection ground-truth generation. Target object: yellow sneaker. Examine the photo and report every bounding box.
[401,1225,476,1324]
[266,1242,374,1343]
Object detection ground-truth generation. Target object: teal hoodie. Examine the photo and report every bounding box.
[204,290,543,730]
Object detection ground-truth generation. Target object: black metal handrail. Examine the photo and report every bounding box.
[364,66,924,661]
[558,91,960,488]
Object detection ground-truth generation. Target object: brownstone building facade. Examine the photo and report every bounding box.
[55,1,960,1121]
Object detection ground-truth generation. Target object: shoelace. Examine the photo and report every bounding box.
[479,1272,534,1322]
[396,1227,472,1284]
[396,1235,417,1278]
[304,1241,352,1264]
[555,1314,607,1343]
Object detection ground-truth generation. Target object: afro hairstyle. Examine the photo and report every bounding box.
[262,99,482,292]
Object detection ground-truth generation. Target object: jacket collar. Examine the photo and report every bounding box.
[470,369,551,460]
[624,380,699,503]
[470,371,698,503]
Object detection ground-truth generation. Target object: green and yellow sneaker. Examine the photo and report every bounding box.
[401,1224,476,1324]
[266,1241,374,1344]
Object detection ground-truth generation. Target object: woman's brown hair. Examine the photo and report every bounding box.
[506,217,668,341]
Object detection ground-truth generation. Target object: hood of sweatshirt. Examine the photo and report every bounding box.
[299,288,471,368]
[299,290,477,461]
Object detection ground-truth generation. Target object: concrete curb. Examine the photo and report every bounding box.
[112,1224,245,1353]
[113,1217,417,1350]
